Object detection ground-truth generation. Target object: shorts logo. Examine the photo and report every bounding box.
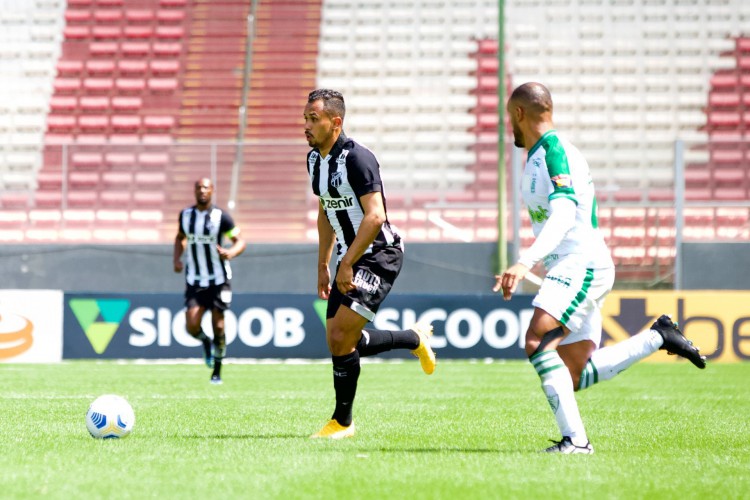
[322,196,354,210]
[551,174,572,188]
[330,171,343,188]
[354,269,381,294]
[546,274,572,287]
[70,299,130,354]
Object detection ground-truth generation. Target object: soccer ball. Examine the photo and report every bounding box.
[85,394,135,439]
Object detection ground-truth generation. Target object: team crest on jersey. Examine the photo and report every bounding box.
[528,205,549,223]
[551,174,572,188]
[331,171,343,188]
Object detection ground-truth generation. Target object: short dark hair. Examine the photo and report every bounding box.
[509,82,553,115]
[308,89,346,121]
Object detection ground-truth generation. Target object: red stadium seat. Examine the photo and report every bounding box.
[160,0,188,7]
[155,26,184,39]
[71,152,104,169]
[138,152,169,168]
[714,187,747,200]
[79,96,110,111]
[49,96,78,112]
[112,96,143,111]
[115,78,147,93]
[1,192,31,209]
[53,78,81,94]
[149,60,179,75]
[85,60,116,76]
[152,42,182,57]
[133,191,166,207]
[102,171,134,189]
[143,115,175,131]
[56,60,84,76]
[98,0,124,7]
[89,42,118,57]
[92,26,122,40]
[104,152,136,168]
[47,115,77,132]
[124,26,154,39]
[134,171,167,189]
[65,10,91,23]
[93,10,123,24]
[37,172,64,190]
[156,9,185,23]
[117,60,148,76]
[111,115,142,132]
[83,78,114,93]
[69,171,100,189]
[67,190,98,207]
[121,42,151,57]
[64,26,90,40]
[125,9,155,23]
[33,191,62,209]
[78,115,109,132]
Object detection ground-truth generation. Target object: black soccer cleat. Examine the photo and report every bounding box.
[544,436,594,454]
[651,314,707,369]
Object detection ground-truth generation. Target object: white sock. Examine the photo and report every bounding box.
[579,328,664,390]
[531,350,588,445]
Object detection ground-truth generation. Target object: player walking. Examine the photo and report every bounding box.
[305,89,436,439]
[173,178,246,384]
[494,82,705,454]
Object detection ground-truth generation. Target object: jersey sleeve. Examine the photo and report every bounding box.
[219,211,240,239]
[176,211,185,234]
[346,147,383,198]
[544,135,577,205]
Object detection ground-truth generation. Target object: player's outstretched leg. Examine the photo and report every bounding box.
[356,324,436,374]
[651,315,707,369]
[410,323,436,375]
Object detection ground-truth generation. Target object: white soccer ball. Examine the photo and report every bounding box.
[85,394,135,439]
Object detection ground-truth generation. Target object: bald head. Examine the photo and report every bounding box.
[508,82,553,116]
[194,177,214,209]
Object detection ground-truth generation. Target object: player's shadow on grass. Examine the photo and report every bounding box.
[177,433,308,439]
[362,446,510,454]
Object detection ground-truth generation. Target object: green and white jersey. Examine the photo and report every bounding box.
[522,130,613,270]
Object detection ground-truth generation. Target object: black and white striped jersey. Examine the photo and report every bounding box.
[178,206,239,286]
[307,134,402,262]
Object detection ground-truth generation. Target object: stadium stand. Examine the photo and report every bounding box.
[0,0,746,285]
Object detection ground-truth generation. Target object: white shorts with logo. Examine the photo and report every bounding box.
[531,256,615,347]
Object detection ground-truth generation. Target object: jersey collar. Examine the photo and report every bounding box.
[527,129,557,158]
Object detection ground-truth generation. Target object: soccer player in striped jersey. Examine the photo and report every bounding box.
[173,178,246,384]
[494,82,705,454]
[304,89,436,439]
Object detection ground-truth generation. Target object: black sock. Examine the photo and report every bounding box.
[212,343,225,377]
[331,351,360,426]
[356,328,420,357]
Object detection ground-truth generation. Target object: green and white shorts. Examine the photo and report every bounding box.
[531,256,615,347]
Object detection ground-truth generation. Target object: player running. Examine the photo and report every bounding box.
[304,89,436,439]
[494,82,706,454]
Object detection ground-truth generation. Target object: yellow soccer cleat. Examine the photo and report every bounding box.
[310,419,356,439]
[410,323,436,375]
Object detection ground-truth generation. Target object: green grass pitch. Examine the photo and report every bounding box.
[1,360,748,499]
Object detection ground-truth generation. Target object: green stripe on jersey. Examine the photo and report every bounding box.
[560,268,594,325]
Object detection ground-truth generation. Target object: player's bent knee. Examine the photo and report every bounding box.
[528,326,566,358]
